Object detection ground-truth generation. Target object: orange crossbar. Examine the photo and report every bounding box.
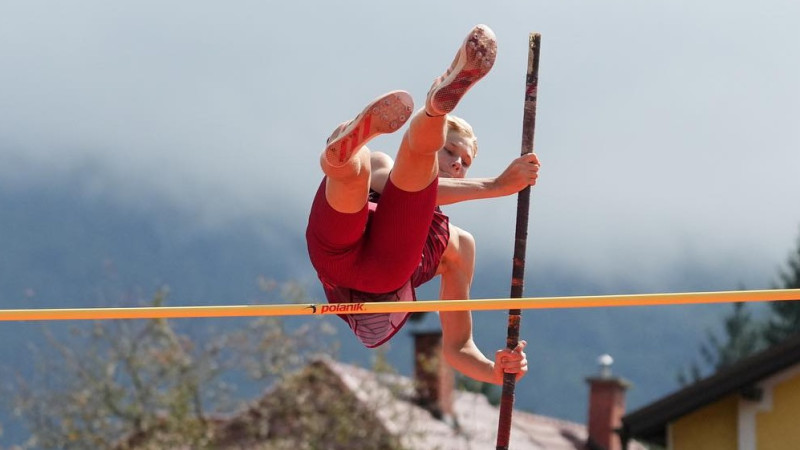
[1,289,799,322]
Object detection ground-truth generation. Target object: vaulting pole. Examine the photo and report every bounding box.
[496,32,541,450]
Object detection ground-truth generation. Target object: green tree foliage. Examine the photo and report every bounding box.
[677,302,763,385]
[764,229,800,345]
[456,375,501,406]
[679,227,800,385]
[7,283,351,449]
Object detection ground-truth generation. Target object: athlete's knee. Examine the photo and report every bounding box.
[402,112,447,154]
[320,145,372,181]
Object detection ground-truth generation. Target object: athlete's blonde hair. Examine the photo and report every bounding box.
[446,115,478,157]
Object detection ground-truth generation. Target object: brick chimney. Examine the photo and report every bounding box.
[412,331,454,420]
[586,354,630,450]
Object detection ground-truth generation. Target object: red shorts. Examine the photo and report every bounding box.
[306,177,449,347]
[306,177,438,293]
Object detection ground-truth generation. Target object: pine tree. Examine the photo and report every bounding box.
[678,302,763,385]
[764,228,800,345]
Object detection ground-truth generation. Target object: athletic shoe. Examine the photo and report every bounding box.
[425,24,497,116]
[324,90,414,167]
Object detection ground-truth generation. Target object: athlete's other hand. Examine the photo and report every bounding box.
[492,339,528,383]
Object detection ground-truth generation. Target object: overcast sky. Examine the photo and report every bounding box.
[1,0,798,293]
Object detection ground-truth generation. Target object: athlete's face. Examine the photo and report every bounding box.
[437,131,475,179]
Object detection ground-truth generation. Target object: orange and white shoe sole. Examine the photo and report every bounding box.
[324,90,414,167]
[426,24,497,116]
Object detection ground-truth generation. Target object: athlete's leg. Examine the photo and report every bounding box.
[306,91,413,287]
[320,90,414,213]
[309,24,498,293]
[357,24,498,290]
[390,24,497,193]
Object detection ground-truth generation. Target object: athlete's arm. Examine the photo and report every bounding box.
[437,224,528,384]
[437,153,540,205]
[370,151,540,206]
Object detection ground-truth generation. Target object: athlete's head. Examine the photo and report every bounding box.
[437,115,477,179]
